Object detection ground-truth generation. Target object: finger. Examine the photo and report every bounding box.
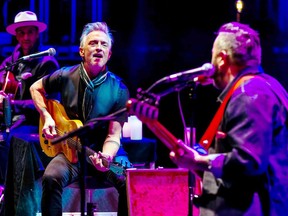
[98,161,109,171]
[48,125,57,136]
[42,128,53,139]
[98,151,104,158]
[0,91,7,96]
[169,151,176,158]
[171,147,185,157]
[177,148,185,156]
[89,155,98,166]
[169,151,178,164]
[89,156,95,165]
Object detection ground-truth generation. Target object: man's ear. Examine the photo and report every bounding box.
[79,47,84,58]
[218,50,228,68]
[108,50,112,60]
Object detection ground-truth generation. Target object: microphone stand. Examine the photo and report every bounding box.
[0,58,25,73]
[0,63,18,136]
[138,80,199,216]
[51,108,127,216]
[78,133,87,216]
[138,81,196,102]
[0,59,26,96]
[186,82,198,216]
[51,111,125,145]
[159,82,198,216]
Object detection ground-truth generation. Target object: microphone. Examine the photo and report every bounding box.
[164,63,215,82]
[3,96,12,133]
[19,48,56,61]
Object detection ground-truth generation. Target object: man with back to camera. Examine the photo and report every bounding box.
[170,22,288,216]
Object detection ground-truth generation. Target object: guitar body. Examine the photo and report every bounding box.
[39,99,83,163]
[2,71,19,98]
[39,99,132,176]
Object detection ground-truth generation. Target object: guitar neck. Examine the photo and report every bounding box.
[145,120,185,151]
[81,146,94,157]
[80,145,112,168]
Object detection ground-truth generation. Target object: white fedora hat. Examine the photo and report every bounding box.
[6,11,47,35]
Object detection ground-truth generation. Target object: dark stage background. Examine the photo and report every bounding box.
[1,0,288,167]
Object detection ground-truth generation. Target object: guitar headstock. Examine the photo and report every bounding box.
[136,88,160,106]
[126,98,159,124]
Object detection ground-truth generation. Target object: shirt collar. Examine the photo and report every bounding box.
[218,65,264,102]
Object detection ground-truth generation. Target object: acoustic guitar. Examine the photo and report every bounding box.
[39,99,131,176]
[1,71,20,98]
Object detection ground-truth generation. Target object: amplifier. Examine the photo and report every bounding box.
[126,168,189,216]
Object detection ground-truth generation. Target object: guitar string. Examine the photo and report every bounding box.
[53,127,116,168]
[54,127,82,151]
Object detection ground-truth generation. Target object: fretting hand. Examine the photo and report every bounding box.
[89,151,113,172]
[169,144,209,178]
[170,144,199,169]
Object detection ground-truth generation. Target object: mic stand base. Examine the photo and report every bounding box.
[78,136,87,216]
[188,171,195,216]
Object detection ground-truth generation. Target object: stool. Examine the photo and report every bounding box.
[68,175,114,216]
[67,155,132,215]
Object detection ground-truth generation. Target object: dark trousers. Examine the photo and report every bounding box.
[41,153,129,216]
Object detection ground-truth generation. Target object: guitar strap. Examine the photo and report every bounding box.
[198,75,256,151]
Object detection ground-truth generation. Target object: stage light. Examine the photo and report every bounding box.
[236,0,244,22]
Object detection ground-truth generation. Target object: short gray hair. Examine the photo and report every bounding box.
[215,22,261,66]
[79,22,114,48]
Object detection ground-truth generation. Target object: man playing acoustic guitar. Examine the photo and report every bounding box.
[30,22,130,216]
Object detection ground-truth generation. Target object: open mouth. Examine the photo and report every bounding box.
[93,53,103,58]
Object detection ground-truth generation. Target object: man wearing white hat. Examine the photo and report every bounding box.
[0,10,60,139]
[0,11,59,216]
[0,10,59,128]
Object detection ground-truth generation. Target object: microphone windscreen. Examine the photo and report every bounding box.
[48,48,56,56]
[201,63,215,77]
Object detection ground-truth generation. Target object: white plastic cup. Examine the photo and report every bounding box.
[122,122,131,138]
[129,115,142,140]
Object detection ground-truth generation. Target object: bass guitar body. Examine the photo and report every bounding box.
[39,99,82,163]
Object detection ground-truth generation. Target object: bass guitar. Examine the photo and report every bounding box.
[39,99,131,176]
